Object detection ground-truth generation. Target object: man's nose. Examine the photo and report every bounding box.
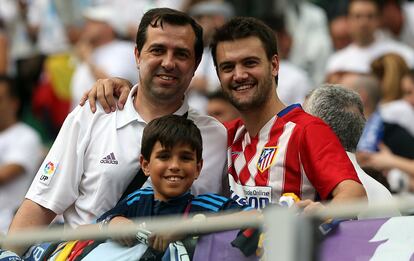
[161,52,175,71]
[233,65,248,82]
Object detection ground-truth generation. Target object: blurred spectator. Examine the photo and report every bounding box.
[0,0,43,115]
[206,90,239,123]
[358,67,414,192]
[70,5,138,109]
[364,143,414,192]
[189,1,234,93]
[378,0,414,50]
[329,15,352,51]
[305,84,398,218]
[283,0,333,86]
[186,1,234,114]
[262,14,313,105]
[325,0,414,83]
[0,26,7,74]
[371,53,409,103]
[353,69,414,193]
[0,75,42,234]
[381,70,414,138]
[27,0,71,56]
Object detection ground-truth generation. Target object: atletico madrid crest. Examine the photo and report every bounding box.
[257,146,278,172]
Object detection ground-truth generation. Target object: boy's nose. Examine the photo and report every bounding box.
[168,158,180,172]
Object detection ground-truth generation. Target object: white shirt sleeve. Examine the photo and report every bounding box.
[25,106,94,214]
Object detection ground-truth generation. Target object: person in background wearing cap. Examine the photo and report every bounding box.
[185,1,235,114]
[70,5,138,109]
[6,8,227,255]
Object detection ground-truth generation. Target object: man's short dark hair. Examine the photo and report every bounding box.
[135,8,204,65]
[210,16,278,83]
[207,90,230,102]
[141,115,203,162]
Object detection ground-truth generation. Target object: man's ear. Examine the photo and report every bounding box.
[194,159,203,180]
[140,155,150,177]
[134,46,140,69]
[271,54,279,78]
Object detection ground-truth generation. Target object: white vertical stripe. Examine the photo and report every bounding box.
[246,116,277,186]
[268,122,296,202]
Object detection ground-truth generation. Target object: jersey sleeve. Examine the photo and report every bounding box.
[191,194,253,214]
[299,122,361,200]
[97,194,132,222]
[25,106,96,214]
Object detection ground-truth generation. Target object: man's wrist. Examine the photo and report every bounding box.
[99,214,121,230]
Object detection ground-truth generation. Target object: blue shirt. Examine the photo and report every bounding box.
[97,187,252,222]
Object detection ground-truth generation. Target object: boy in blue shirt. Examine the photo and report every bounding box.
[96,115,252,252]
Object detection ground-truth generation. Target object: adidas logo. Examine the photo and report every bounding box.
[100,152,118,164]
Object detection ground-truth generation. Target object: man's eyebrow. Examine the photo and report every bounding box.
[218,61,233,68]
[218,56,261,67]
[148,43,165,49]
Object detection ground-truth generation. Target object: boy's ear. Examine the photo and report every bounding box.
[140,155,150,177]
[195,159,203,180]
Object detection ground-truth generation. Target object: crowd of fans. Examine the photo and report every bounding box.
[1,0,414,254]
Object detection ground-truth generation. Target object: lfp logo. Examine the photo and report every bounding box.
[44,162,55,175]
[39,161,57,185]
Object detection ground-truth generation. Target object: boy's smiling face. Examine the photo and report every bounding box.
[140,141,202,201]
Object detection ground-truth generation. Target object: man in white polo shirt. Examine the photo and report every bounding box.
[8,8,227,251]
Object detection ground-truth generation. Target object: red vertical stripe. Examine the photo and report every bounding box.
[239,136,259,184]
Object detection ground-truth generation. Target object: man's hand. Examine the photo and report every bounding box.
[296,199,325,214]
[108,216,138,247]
[79,77,133,113]
[148,233,184,252]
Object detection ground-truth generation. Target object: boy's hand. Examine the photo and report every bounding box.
[109,216,137,247]
[148,233,184,252]
[79,77,133,113]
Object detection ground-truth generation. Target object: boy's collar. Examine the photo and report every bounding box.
[154,191,193,205]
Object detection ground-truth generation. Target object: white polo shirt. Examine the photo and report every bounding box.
[26,85,227,228]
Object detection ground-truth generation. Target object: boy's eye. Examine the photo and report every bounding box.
[156,152,170,160]
[180,153,195,161]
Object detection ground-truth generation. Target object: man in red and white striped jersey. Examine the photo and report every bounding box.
[210,17,367,210]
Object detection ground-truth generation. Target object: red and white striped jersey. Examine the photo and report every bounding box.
[225,104,360,209]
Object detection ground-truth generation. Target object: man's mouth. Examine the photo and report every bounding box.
[158,75,176,81]
[232,82,256,91]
